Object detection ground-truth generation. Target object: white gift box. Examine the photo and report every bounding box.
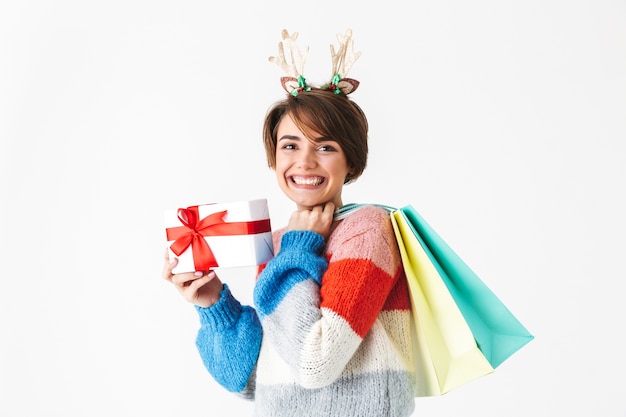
[164,199,274,274]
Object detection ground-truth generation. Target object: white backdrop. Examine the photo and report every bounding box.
[1,1,625,416]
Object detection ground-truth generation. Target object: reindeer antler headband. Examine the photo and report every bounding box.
[269,29,361,96]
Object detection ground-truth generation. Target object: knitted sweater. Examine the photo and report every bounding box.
[195,205,415,417]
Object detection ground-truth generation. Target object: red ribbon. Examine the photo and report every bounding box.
[166,206,271,273]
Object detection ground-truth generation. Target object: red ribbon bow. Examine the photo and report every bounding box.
[166,206,271,273]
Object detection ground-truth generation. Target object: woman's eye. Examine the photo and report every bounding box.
[318,145,336,152]
[282,143,296,150]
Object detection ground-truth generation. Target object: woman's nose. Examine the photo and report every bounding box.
[297,148,317,168]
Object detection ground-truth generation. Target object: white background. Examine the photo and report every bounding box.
[1,1,625,416]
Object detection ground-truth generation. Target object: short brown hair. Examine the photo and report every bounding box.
[262,89,368,184]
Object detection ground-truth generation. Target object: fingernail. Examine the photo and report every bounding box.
[208,271,216,278]
[194,271,203,277]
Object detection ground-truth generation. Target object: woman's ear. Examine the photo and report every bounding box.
[344,167,356,183]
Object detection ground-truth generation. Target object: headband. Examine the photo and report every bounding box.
[269,29,361,96]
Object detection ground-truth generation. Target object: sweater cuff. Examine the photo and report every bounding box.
[280,230,325,255]
[194,284,242,332]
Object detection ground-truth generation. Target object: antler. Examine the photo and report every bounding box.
[329,29,361,79]
[269,29,309,78]
[268,29,361,96]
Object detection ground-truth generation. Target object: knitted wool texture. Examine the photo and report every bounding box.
[195,205,415,417]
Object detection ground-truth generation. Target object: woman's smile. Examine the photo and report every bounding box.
[290,175,326,186]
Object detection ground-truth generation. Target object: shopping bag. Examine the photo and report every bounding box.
[334,203,534,395]
[390,210,494,396]
[399,206,534,368]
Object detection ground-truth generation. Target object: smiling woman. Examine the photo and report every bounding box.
[162,29,417,417]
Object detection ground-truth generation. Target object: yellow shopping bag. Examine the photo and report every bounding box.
[391,210,494,396]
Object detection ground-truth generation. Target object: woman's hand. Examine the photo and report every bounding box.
[287,202,336,240]
[162,249,223,308]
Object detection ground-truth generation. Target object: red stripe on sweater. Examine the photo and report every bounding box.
[319,258,409,338]
[383,269,411,311]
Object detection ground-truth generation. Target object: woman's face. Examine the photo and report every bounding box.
[274,113,352,211]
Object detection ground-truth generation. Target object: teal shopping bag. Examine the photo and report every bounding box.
[335,203,534,369]
[399,205,534,368]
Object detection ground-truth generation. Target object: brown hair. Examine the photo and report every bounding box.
[262,89,368,184]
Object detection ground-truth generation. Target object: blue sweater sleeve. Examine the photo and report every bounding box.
[253,230,328,318]
[194,284,262,393]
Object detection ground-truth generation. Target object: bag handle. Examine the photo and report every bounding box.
[333,203,397,221]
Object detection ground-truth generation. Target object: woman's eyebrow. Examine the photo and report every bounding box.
[311,136,336,144]
[278,134,334,143]
[278,135,301,141]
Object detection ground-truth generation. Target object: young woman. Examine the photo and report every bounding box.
[163,30,416,417]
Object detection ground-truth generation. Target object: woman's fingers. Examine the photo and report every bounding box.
[170,272,196,288]
[287,202,337,237]
[163,248,221,307]
[323,201,336,216]
[175,271,218,305]
[185,273,213,295]
[171,270,215,287]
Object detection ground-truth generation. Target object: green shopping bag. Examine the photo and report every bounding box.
[399,205,534,368]
[335,203,534,371]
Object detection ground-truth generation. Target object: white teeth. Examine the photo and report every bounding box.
[292,176,323,186]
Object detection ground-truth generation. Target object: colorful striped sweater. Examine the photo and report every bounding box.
[194,205,416,417]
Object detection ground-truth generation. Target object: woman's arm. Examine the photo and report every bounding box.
[195,284,263,393]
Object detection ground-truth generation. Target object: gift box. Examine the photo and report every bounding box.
[164,199,274,274]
